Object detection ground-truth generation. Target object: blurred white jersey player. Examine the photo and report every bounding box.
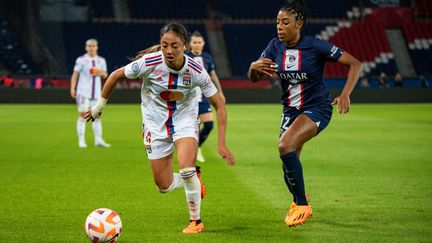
[70,39,111,148]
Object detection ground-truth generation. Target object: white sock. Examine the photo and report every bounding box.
[159,173,184,193]
[77,117,86,141]
[92,118,102,142]
[180,167,201,220]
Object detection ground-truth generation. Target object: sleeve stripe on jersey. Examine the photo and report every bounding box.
[145,54,162,61]
[145,58,162,66]
[187,58,203,73]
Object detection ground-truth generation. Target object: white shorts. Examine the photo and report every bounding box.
[76,94,97,113]
[142,123,199,160]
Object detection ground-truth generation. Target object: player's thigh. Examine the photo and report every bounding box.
[198,101,212,118]
[279,114,318,153]
[174,137,198,169]
[149,154,174,188]
[199,112,213,122]
[76,94,90,114]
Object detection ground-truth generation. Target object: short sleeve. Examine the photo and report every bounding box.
[73,58,83,72]
[207,55,215,73]
[196,69,217,98]
[101,58,107,72]
[260,39,276,60]
[315,38,344,62]
[124,56,147,79]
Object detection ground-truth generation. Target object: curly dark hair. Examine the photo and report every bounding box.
[280,0,307,24]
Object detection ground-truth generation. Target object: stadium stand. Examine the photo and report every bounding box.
[403,22,432,75]
[90,0,115,18]
[62,22,208,72]
[128,0,207,19]
[320,22,397,77]
[0,18,38,75]
[211,0,282,19]
[1,0,432,85]
[415,0,432,18]
[304,0,357,18]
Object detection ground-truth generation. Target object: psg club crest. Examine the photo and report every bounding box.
[283,49,301,71]
[288,55,296,63]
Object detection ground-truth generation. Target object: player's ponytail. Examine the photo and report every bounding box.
[281,0,307,25]
[129,44,161,61]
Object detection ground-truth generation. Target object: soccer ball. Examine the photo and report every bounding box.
[85,208,122,242]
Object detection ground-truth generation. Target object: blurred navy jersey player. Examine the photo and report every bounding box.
[186,31,225,163]
[248,0,362,227]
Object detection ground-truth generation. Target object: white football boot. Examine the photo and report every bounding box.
[95,138,111,148]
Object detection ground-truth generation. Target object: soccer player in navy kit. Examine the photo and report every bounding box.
[248,0,362,227]
[186,31,225,162]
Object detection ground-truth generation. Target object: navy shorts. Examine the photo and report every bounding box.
[279,103,333,137]
[198,97,212,115]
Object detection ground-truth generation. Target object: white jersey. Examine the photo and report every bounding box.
[124,51,217,139]
[73,54,107,100]
[191,56,205,102]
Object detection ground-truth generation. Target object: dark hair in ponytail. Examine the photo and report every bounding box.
[129,22,189,61]
[160,22,189,45]
[280,0,307,25]
[129,45,161,61]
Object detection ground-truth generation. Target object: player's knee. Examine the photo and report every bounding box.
[155,181,172,193]
[278,140,296,155]
[202,121,213,132]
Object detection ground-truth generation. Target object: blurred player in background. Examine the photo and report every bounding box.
[70,39,110,148]
[186,31,225,162]
[85,23,235,234]
[248,0,362,227]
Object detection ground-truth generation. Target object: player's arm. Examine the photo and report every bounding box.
[84,67,126,121]
[97,58,109,79]
[248,58,278,82]
[332,51,363,114]
[209,70,225,102]
[96,70,108,79]
[208,93,235,166]
[70,71,79,98]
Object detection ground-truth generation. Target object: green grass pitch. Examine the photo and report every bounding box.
[0,104,431,242]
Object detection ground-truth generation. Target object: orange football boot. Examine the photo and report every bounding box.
[196,166,206,199]
[286,205,313,227]
[285,194,312,223]
[182,220,205,234]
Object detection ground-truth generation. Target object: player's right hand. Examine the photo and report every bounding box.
[250,58,278,77]
[70,89,76,99]
[85,97,107,122]
[84,106,103,122]
[218,144,235,166]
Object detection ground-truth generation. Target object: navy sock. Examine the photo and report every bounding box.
[280,151,308,205]
[199,121,213,146]
[282,163,296,203]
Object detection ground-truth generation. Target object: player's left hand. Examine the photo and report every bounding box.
[218,144,235,166]
[332,93,350,114]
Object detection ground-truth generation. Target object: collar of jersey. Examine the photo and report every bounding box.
[85,53,97,59]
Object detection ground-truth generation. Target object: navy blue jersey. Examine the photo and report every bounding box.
[186,51,215,73]
[261,35,343,109]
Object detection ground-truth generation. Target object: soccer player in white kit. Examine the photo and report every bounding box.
[70,39,111,148]
[84,23,235,234]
